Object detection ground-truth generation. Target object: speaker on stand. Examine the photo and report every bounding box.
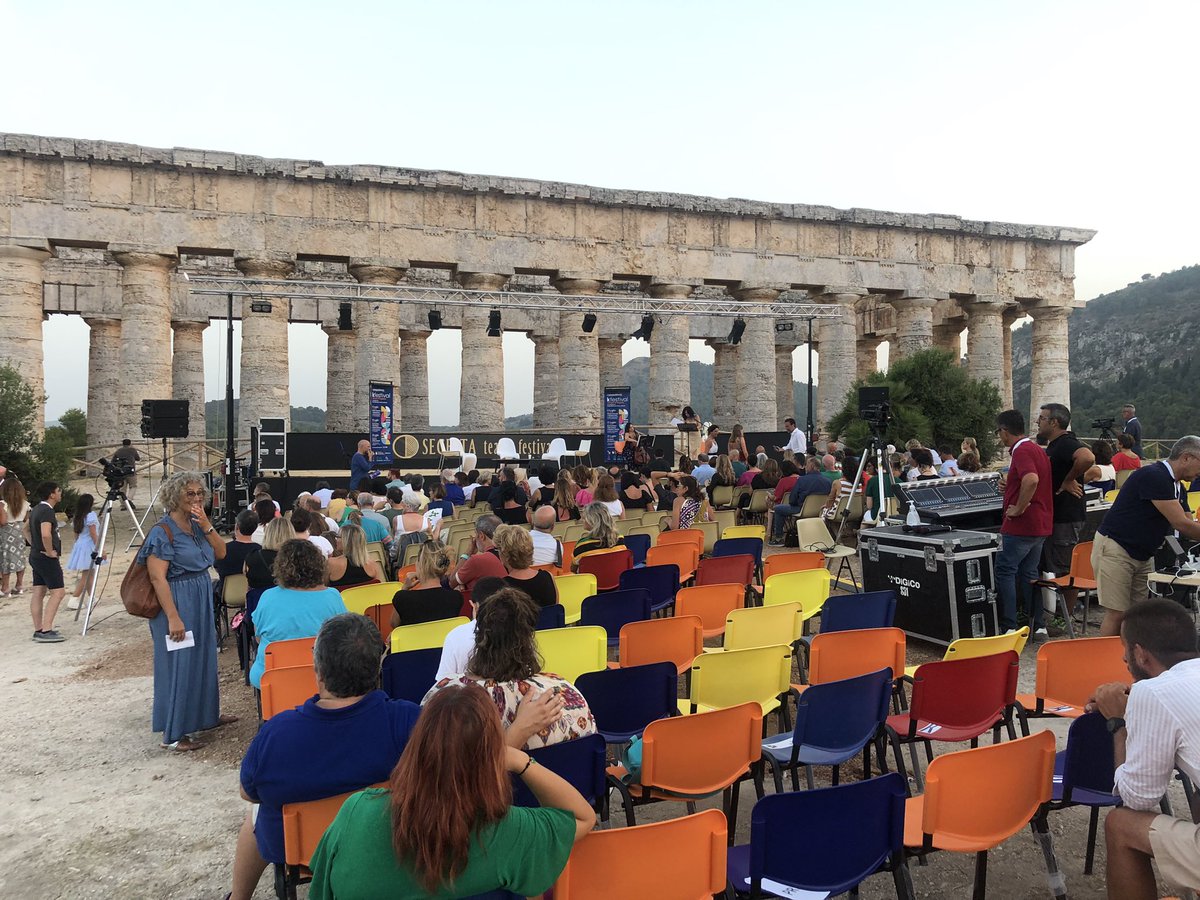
[129,400,190,547]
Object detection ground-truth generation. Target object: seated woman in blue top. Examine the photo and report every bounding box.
[249,540,346,689]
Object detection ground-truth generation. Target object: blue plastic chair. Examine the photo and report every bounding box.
[575,662,678,744]
[380,647,441,704]
[760,668,899,792]
[623,532,652,567]
[619,564,680,616]
[536,603,567,630]
[728,773,914,899]
[1047,711,1120,875]
[511,733,609,822]
[798,591,898,665]
[713,537,764,581]
[579,589,652,645]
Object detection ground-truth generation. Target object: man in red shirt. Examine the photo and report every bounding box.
[452,514,506,612]
[995,409,1054,635]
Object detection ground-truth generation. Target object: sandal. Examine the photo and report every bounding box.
[217,713,239,726]
[161,737,204,752]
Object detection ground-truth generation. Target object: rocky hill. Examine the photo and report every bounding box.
[1012,265,1200,439]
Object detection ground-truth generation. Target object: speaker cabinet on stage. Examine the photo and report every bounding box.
[140,400,189,439]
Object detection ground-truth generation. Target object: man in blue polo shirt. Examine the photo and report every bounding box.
[769,458,835,545]
[1093,436,1200,638]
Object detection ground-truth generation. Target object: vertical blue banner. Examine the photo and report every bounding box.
[369,381,395,465]
[603,385,631,464]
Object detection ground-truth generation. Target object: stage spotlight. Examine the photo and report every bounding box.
[487,309,502,337]
[250,300,273,314]
[728,317,746,345]
[337,302,353,330]
[631,314,655,341]
[428,310,442,330]
[582,313,597,333]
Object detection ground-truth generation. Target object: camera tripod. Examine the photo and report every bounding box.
[833,430,890,547]
[77,482,147,636]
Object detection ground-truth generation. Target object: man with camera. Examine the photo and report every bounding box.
[112,439,140,494]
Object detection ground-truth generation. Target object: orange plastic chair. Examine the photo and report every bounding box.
[555,809,727,900]
[617,615,704,675]
[363,603,396,642]
[560,540,576,574]
[1033,541,1098,638]
[1015,636,1131,718]
[576,547,634,591]
[532,562,561,577]
[394,564,416,584]
[260,665,317,720]
[763,551,826,581]
[674,583,745,640]
[647,543,700,583]
[262,636,316,672]
[903,730,1060,899]
[656,528,706,560]
[803,627,907,692]
[280,784,387,899]
[608,702,762,838]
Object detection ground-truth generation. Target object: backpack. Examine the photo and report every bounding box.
[121,522,174,619]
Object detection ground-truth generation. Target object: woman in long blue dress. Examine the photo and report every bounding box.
[140,472,235,751]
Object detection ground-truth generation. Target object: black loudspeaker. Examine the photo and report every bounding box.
[141,399,190,439]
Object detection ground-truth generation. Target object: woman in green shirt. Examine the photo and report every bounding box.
[308,684,595,899]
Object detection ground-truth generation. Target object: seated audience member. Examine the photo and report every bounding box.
[591,472,625,520]
[752,458,782,492]
[460,470,481,502]
[249,498,278,545]
[692,453,716,486]
[391,540,461,627]
[705,454,737,502]
[771,459,800,506]
[957,450,982,473]
[424,587,596,748]
[494,524,559,608]
[249,540,346,688]
[290,507,333,558]
[937,447,960,478]
[529,505,564,568]
[303,496,340,535]
[379,487,405,529]
[327,523,383,589]
[678,456,696,475]
[391,495,431,562]
[355,493,392,544]
[216,509,260,590]
[326,489,349,523]
[960,436,978,457]
[572,503,625,570]
[769,458,835,545]
[729,447,748,480]
[310,480,334,508]
[230,613,420,900]
[252,483,281,514]
[819,454,840,483]
[369,476,389,508]
[442,469,466,506]
[620,470,656,511]
[1092,599,1200,899]
[307,683,594,899]
[1085,439,1118,493]
[423,482,454,532]
[452,471,472,503]
[453,515,507,596]
[385,469,407,491]
[402,475,429,512]
[661,474,712,532]
[244,517,296,593]
[490,468,528,515]
[737,453,766,487]
[1112,432,1142,472]
[551,470,581,521]
[573,465,595,507]
[911,447,940,480]
[472,472,495,507]
[437,576,507,679]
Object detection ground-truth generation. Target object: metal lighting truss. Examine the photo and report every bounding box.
[184,275,845,321]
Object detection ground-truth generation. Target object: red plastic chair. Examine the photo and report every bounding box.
[696,554,755,590]
[576,547,634,591]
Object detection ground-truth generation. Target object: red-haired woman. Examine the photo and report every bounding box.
[308,684,594,898]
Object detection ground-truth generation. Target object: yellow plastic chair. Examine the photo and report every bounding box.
[722,524,767,542]
[389,616,469,653]
[902,626,1030,679]
[553,573,598,624]
[339,582,403,615]
[536,625,608,682]
[714,602,804,652]
[683,644,793,725]
[763,569,831,612]
[1103,489,1119,503]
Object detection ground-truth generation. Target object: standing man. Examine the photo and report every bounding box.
[1090,599,1200,900]
[774,417,807,459]
[1121,403,1144,459]
[28,482,66,643]
[1092,436,1200,636]
[994,410,1053,635]
[349,440,372,490]
[113,438,141,495]
[1035,403,1095,625]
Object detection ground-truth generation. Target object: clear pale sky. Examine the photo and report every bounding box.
[6,1,1196,424]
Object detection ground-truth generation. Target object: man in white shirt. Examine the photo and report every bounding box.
[1091,598,1200,898]
[289,508,333,558]
[310,481,334,508]
[435,576,508,679]
[774,417,807,458]
[529,506,563,567]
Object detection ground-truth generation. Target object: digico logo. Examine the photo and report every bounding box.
[886,575,922,597]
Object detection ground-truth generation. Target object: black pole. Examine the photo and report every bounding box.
[806,317,815,451]
[224,292,237,532]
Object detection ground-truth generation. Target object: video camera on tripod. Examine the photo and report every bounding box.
[859,386,892,435]
[96,456,135,490]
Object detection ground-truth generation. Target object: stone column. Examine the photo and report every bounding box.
[648,281,693,433]
[85,317,122,448]
[709,340,737,425]
[732,286,782,432]
[554,277,606,431]
[171,321,208,468]
[775,345,794,425]
[598,338,625,394]
[398,329,430,430]
[933,322,963,363]
[1028,305,1072,422]
[816,288,864,435]
[531,332,561,430]
[963,296,1006,394]
[323,325,357,433]
[349,258,407,426]
[886,295,937,363]
[0,239,51,433]
[457,271,509,430]
[235,253,295,438]
[1002,307,1022,409]
[112,247,178,441]
[856,337,881,381]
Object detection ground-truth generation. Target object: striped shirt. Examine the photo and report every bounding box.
[1114,657,1200,811]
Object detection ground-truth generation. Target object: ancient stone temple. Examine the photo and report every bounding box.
[0,133,1093,444]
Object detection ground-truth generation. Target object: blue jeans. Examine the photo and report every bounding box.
[996,533,1047,632]
[772,504,801,539]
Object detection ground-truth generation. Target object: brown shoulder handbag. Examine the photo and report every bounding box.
[121,522,174,619]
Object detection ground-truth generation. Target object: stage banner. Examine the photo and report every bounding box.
[368,381,395,465]
[603,386,632,464]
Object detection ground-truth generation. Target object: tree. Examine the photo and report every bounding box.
[825,349,1002,464]
[0,364,39,461]
[57,407,88,447]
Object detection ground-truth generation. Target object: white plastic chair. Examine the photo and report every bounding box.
[497,438,519,462]
[438,437,464,471]
[542,438,568,464]
[460,452,478,474]
[569,438,592,466]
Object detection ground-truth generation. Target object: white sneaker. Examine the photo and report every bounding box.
[1034,627,1049,639]
[66,597,81,611]
[1004,628,1018,635]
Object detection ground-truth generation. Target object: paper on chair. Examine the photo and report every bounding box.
[742,877,828,899]
[165,631,195,651]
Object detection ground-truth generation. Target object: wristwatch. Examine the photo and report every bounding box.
[1105,716,1126,734]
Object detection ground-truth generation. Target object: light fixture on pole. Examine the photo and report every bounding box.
[632,315,654,341]
[337,302,353,330]
[487,309,502,337]
[250,300,273,313]
[728,318,746,345]
[582,313,597,333]
[428,310,442,331]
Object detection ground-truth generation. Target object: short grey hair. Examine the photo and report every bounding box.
[756,452,768,467]
[475,514,501,538]
[357,492,375,508]
[1168,436,1200,461]
[159,471,206,513]
[313,613,384,698]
